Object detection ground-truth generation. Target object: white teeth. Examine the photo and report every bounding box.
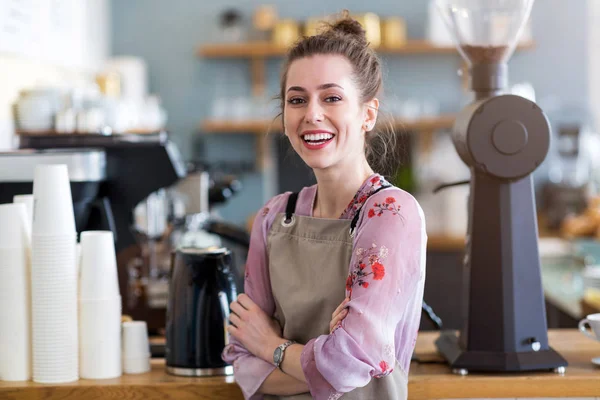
[303,133,334,141]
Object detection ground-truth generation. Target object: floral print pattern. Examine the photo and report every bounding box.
[346,243,388,299]
[367,196,404,220]
[340,174,390,220]
[383,344,395,358]
[327,392,343,400]
[372,360,394,378]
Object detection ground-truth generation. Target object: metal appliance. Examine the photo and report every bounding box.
[165,247,237,376]
[123,164,250,335]
[0,149,114,234]
[433,0,568,374]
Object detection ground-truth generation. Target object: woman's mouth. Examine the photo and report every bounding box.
[301,132,335,150]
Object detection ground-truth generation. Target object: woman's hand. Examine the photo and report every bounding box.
[329,297,350,333]
[228,293,284,362]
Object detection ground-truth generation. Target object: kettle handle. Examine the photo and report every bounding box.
[219,291,231,346]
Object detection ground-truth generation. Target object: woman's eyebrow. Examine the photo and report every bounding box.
[286,83,344,93]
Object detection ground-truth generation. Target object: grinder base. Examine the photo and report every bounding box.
[435,331,568,373]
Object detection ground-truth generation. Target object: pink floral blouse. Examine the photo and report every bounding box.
[222,174,427,400]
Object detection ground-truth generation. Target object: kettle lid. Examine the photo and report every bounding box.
[178,246,230,256]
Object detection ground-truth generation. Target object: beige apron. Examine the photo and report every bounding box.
[264,191,408,400]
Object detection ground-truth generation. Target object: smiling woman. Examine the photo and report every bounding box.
[283,56,373,173]
[222,11,427,400]
[279,19,397,177]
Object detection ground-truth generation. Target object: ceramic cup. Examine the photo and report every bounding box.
[578,313,600,341]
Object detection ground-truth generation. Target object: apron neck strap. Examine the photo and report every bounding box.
[349,184,392,235]
[285,192,300,221]
[284,183,391,230]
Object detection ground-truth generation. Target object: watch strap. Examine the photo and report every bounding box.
[274,340,295,370]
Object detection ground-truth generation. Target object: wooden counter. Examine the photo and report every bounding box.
[2,330,600,399]
[410,329,600,399]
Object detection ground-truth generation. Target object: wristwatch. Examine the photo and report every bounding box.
[273,340,295,370]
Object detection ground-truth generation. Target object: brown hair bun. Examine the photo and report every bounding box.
[329,18,368,46]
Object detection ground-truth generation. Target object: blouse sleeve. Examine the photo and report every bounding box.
[221,193,289,400]
[300,189,427,400]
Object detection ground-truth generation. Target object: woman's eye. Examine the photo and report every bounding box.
[287,98,305,105]
[325,96,342,103]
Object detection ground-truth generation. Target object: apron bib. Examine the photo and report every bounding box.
[264,191,408,400]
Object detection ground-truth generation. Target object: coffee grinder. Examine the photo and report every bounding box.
[434,0,568,374]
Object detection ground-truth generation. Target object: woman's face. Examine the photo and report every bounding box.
[283,54,377,171]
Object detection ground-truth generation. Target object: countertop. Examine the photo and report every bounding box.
[2,330,600,399]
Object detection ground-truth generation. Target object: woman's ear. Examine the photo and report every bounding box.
[364,98,379,132]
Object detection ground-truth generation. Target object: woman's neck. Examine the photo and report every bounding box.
[313,158,375,219]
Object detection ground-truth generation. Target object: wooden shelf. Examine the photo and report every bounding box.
[198,38,534,170]
[201,119,279,134]
[394,114,456,133]
[201,115,456,169]
[198,40,535,59]
[199,40,534,95]
[427,234,465,251]
[201,114,456,135]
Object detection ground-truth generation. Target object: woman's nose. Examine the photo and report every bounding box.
[304,101,324,124]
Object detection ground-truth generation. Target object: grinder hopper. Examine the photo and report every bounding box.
[434,0,568,374]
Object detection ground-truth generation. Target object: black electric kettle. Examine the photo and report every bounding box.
[165,247,237,376]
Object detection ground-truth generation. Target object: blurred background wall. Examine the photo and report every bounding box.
[111,0,589,226]
[0,0,109,149]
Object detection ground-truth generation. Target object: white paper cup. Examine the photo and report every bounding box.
[79,231,120,300]
[0,249,29,274]
[31,231,78,384]
[76,242,81,278]
[13,194,34,229]
[0,246,31,381]
[32,373,78,384]
[122,321,150,361]
[123,356,151,374]
[0,203,30,250]
[32,164,76,236]
[31,234,77,243]
[31,235,76,265]
[79,297,122,379]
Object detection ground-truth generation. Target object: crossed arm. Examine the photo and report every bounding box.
[228,293,350,395]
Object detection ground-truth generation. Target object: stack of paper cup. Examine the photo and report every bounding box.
[0,204,31,381]
[13,194,34,230]
[31,164,78,383]
[79,231,122,379]
[122,321,151,374]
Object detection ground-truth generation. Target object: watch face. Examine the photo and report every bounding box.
[274,347,282,364]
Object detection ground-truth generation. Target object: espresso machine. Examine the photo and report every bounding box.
[433,0,567,374]
[0,149,112,234]
[5,132,187,332]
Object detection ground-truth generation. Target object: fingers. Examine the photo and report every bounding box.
[229,312,242,328]
[236,293,255,310]
[329,308,349,333]
[227,324,239,337]
[230,301,246,318]
[331,297,350,319]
